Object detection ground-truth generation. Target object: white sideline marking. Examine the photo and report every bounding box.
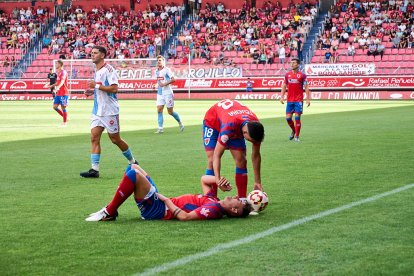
[135,183,414,276]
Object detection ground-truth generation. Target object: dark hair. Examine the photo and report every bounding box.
[92,46,107,57]
[247,121,264,142]
[291,57,300,64]
[226,202,253,218]
[56,60,64,66]
[241,202,253,218]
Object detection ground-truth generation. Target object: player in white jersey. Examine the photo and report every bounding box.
[80,46,138,178]
[154,55,184,134]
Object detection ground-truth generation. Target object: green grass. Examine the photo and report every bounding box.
[0,100,413,275]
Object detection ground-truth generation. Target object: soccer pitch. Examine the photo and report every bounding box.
[0,100,413,275]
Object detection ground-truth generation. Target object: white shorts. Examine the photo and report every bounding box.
[156,94,174,108]
[90,114,120,134]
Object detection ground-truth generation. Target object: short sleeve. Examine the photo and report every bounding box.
[166,67,175,79]
[107,68,119,86]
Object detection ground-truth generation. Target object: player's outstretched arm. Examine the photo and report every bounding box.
[157,193,199,221]
[213,143,226,185]
[305,84,311,107]
[251,143,263,191]
[202,175,232,192]
[280,83,286,104]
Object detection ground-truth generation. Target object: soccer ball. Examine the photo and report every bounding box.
[247,190,269,212]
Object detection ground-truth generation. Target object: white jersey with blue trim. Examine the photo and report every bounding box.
[155,66,174,96]
[92,63,119,116]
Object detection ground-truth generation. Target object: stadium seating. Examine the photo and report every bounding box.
[22,3,184,78]
[0,3,52,77]
[312,0,414,75]
[165,0,318,76]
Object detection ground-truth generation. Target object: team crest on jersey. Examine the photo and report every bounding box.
[220,135,229,143]
[200,208,210,217]
[204,138,210,145]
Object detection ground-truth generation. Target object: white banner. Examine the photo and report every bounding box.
[305,63,376,76]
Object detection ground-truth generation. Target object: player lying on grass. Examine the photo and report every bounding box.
[86,164,252,221]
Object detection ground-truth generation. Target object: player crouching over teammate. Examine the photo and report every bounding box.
[85,164,252,221]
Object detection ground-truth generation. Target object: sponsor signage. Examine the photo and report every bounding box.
[2,91,413,101]
[115,67,243,79]
[305,63,376,76]
[1,76,414,93]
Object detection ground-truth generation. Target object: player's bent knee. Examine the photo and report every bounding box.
[234,158,247,168]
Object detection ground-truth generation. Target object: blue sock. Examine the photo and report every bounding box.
[91,154,100,171]
[125,164,133,173]
[205,169,214,176]
[171,111,181,123]
[122,148,134,163]
[157,112,164,128]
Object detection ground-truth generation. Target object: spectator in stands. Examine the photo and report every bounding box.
[251,50,260,64]
[217,2,225,13]
[167,45,176,59]
[155,35,162,55]
[347,42,356,56]
[217,48,225,64]
[391,33,401,48]
[148,44,156,59]
[51,42,60,54]
[331,48,339,63]
[3,56,10,69]
[398,35,408,48]
[259,51,267,65]
[340,30,349,43]
[296,35,303,61]
[73,47,80,59]
[376,43,385,59]
[223,58,234,67]
[180,52,188,64]
[57,35,65,47]
[367,42,377,56]
[42,35,51,48]
[408,35,413,48]
[358,36,367,49]
[279,45,286,64]
[323,49,332,63]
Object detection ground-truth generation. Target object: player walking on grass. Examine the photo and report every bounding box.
[48,60,68,127]
[154,55,184,134]
[280,57,310,142]
[85,164,252,221]
[203,99,265,201]
[80,46,138,178]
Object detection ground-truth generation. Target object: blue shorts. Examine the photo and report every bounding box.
[246,87,252,92]
[123,165,164,220]
[203,123,246,151]
[53,95,69,106]
[286,102,303,114]
[135,186,165,220]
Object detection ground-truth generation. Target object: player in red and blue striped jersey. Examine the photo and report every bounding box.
[280,58,310,142]
[85,164,252,221]
[203,99,265,201]
[48,60,69,127]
